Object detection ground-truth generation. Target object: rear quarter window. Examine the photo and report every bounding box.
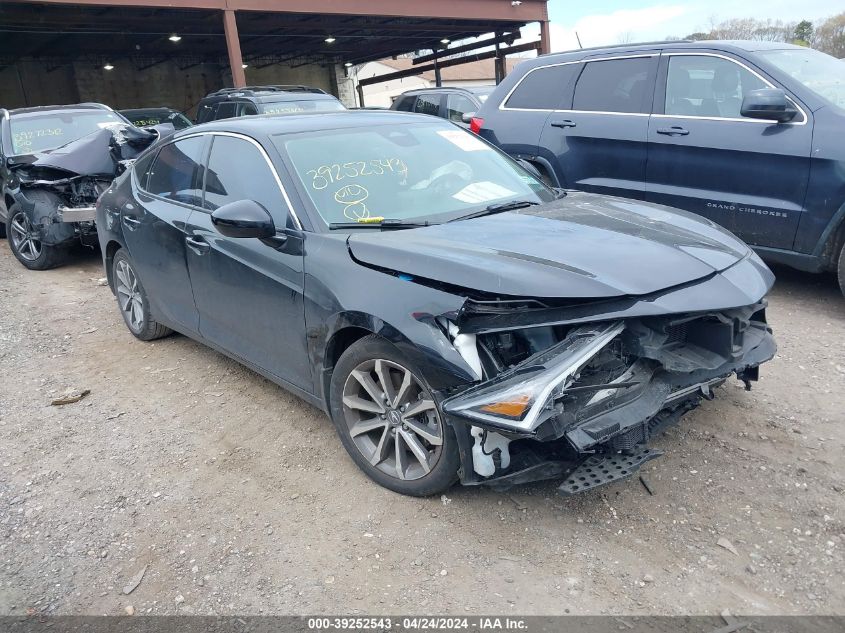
[393,96,415,112]
[133,150,157,189]
[505,64,580,110]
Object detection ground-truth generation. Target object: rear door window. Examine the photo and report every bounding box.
[572,57,656,114]
[505,64,580,110]
[145,136,207,206]
[213,102,238,120]
[414,94,442,117]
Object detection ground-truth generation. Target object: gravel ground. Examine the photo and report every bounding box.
[0,241,843,617]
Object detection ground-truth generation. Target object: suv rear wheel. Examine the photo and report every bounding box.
[837,243,845,298]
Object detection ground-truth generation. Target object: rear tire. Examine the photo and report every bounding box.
[838,243,845,298]
[329,335,460,496]
[7,205,67,270]
[112,249,172,341]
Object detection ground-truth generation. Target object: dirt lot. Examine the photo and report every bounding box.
[0,241,843,617]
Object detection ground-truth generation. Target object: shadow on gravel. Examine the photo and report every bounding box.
[767,263,844,314]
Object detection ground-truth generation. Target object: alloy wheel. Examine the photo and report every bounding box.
[115,259,144,332]
[9,211,42,262]
[342,359,443,481]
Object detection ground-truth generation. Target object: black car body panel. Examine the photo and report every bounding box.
[96,112,776,495]
[348,193,750,298]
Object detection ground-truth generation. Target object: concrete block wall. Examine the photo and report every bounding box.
[0,61,80,110]
[73,61,223,116]
[1,58,349,116]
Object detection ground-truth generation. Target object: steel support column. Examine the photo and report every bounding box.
[539,20,551,55]
[223,9,246,88]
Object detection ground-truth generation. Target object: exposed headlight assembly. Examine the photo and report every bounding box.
[443,322,625,432]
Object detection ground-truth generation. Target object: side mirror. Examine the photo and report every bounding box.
[211,199,276,239]
[461,111,477,124]
[741,88,797,123]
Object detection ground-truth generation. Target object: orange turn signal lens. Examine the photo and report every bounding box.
[479,395,531,418]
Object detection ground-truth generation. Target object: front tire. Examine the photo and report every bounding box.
[329,335,460,496]
[838,242,845,298]
[7,205,67,270]
[112,249,172,341]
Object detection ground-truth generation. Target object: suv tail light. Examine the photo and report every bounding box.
[469,116,484,135]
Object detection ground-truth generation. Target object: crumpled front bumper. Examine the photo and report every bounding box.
[442,306,776,494]
[13,190,97,246]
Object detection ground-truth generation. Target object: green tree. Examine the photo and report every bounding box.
[793,20,814,46]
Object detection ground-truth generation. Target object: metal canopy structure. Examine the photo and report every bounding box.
[0,0,551,87]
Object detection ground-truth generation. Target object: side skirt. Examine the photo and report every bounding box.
[154,320,328,415]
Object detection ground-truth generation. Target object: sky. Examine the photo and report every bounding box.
[521,0,843,52]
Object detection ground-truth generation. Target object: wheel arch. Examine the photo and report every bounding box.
[104,239,125,292]
[316,310,476,409]
[822,211,845,272]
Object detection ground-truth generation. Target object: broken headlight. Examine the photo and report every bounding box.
[444,322,624,432]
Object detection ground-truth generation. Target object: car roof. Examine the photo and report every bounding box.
[7,103,115,117]
[172,110,442,139]
[199,86,330,102]
[533,39,805,63]
[120,107,179,115]
[400,86,492,96]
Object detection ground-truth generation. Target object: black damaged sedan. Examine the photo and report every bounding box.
[96,112,776,497]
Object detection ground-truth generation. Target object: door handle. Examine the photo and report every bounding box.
[122,215,141,230]
[550,119,577,129]
[185,236,210,255]
[656,126,690,136]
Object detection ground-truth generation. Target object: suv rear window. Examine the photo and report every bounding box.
[572,57,654,114]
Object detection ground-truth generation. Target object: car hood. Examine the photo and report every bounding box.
[347,192,753,299]
[11,124,163,179]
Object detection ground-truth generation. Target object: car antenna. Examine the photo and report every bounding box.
[575,31,583,49]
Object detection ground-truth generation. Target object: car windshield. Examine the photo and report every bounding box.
[276,121,554,226]
[758,48,845,109]
[261,99,346,115]
[9,110,124,154]
[123,110,193,129]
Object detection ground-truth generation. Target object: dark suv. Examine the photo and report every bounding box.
[472,41,845,295]
[195,85,345,123]
[391,87,494,126]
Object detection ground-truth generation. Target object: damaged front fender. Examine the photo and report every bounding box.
[12,189,77,246]
[442,299,776,492]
